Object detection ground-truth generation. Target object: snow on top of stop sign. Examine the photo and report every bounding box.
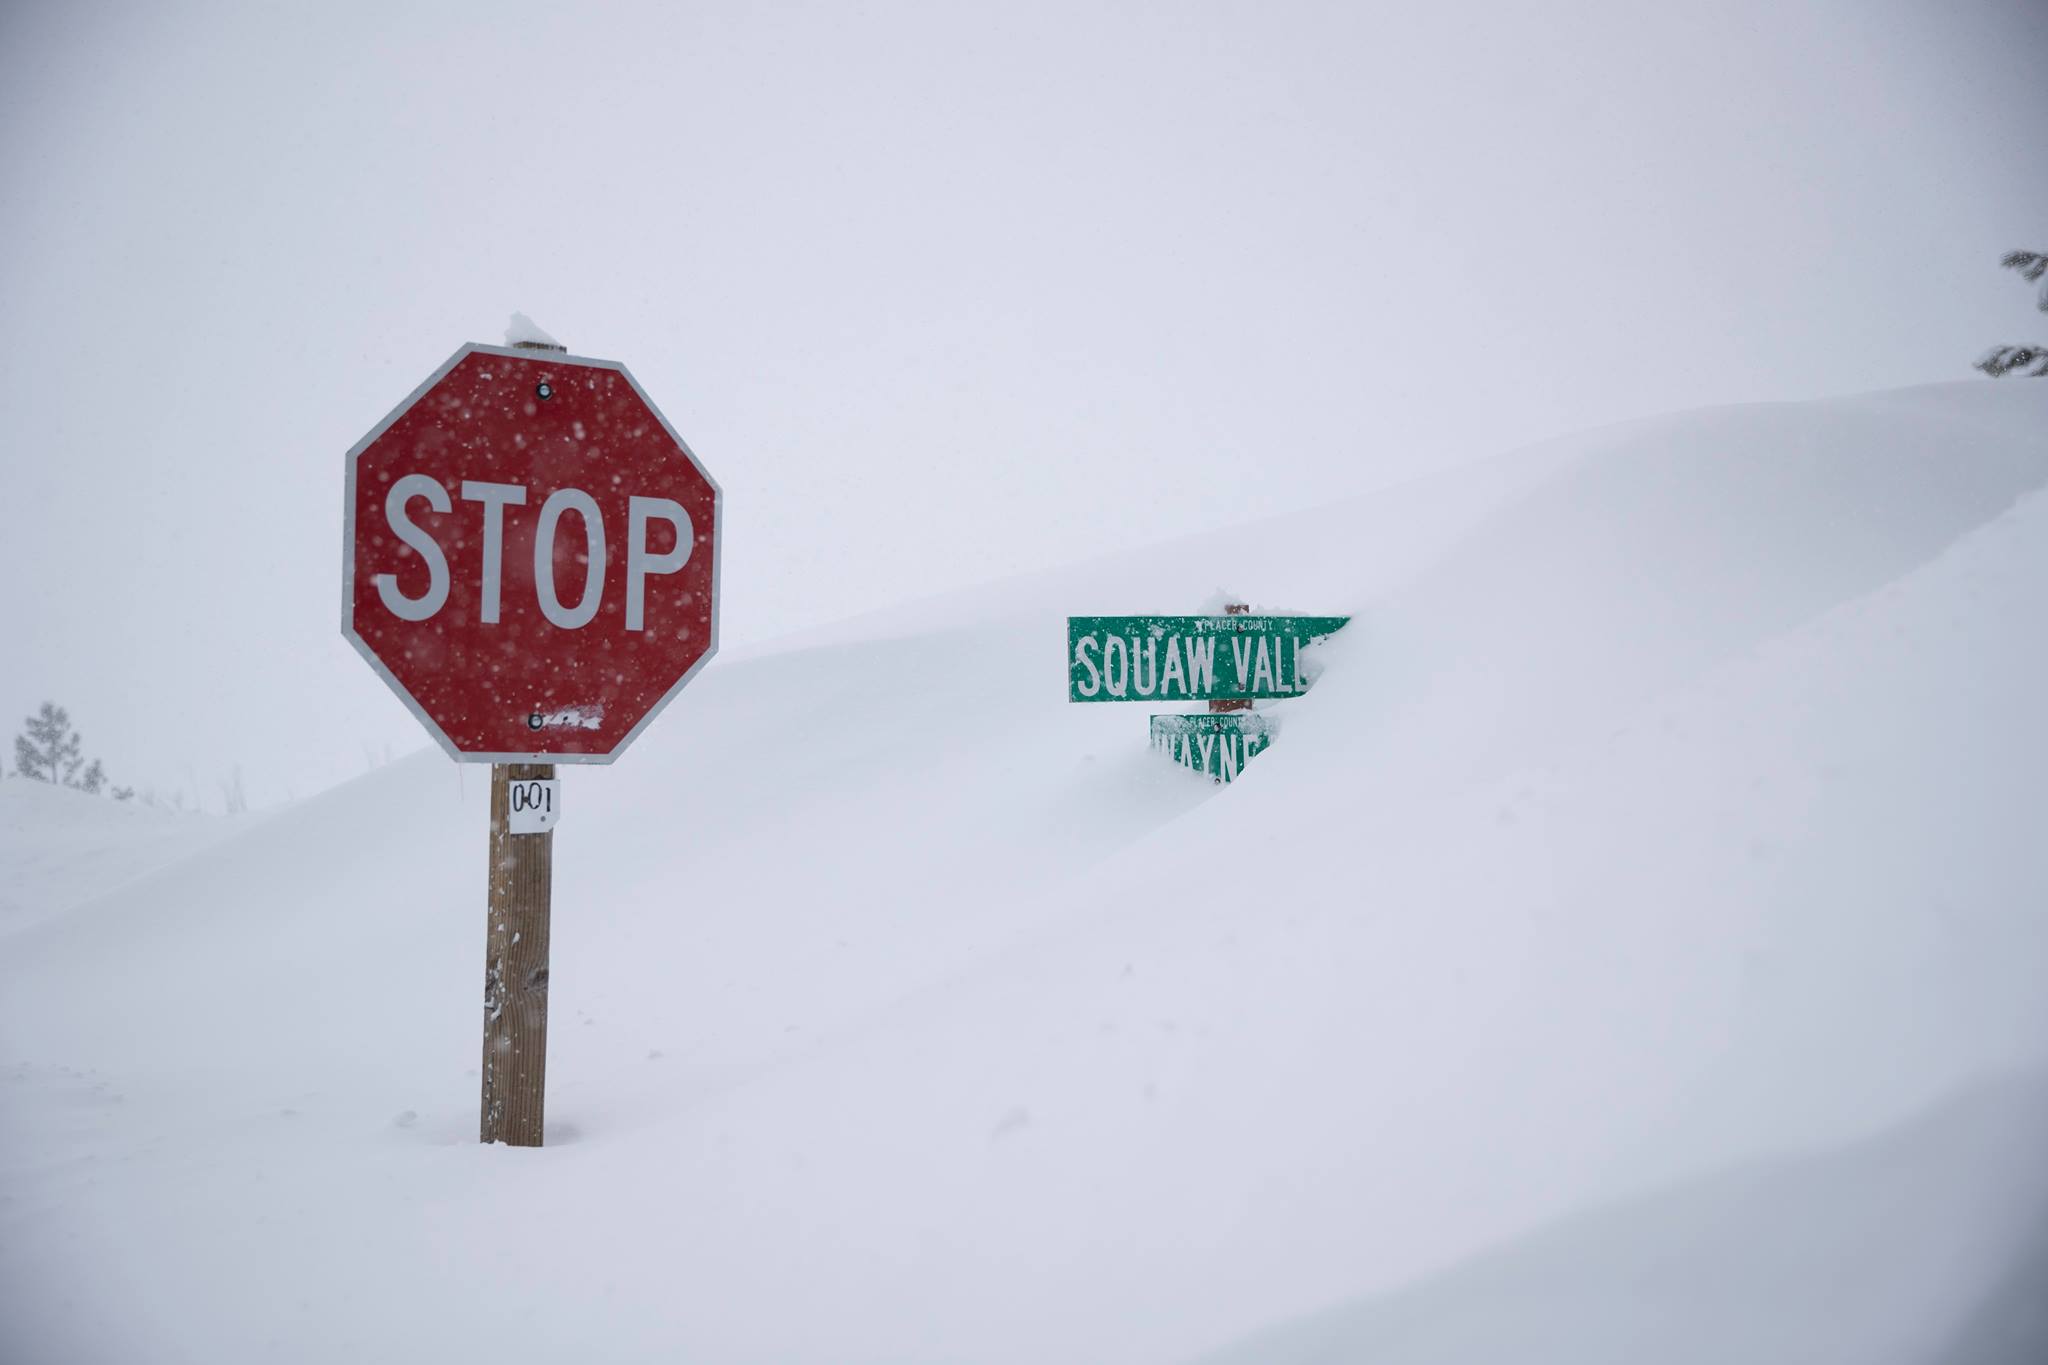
[504,311,561,349]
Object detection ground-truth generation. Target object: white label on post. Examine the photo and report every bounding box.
[507,778,561,835]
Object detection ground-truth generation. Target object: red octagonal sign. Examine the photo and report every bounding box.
[344,342,720,763]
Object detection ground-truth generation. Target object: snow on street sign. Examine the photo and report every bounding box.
[343,343,721,763]
[1150,713,1272,783]
[1067,615,1348,703]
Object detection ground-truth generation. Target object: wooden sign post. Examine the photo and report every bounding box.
[1212,601,1252,713]
[481,762,555,1146]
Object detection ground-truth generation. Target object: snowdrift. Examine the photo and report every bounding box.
[1194,1069,2048,1365]
[4,381,2047,1364]
[0,781,241,937]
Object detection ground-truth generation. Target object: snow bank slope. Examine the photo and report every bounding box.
[3,381,2047,1365]
[1193,1069,2048,1365]
[0,780,240,935]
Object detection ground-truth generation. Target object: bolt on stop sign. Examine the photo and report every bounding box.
[343,343,720,762]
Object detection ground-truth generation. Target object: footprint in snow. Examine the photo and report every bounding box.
[989,1107,1032,1141]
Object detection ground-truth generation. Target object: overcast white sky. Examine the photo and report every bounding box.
[2,1,2044,806]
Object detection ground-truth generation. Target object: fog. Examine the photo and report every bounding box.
[2,0,2044,804]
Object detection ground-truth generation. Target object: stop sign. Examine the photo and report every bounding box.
[343,342,720,762]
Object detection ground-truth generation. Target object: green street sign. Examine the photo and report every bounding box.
[1150,713,1272,783]
[1068,614,1348,703]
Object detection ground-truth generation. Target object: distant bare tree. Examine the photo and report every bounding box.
[1977,250,2048,377]
[220,766,248,815]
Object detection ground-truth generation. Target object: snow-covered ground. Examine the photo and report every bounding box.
[1194,1068,2048,1365]
[0,782,243,937]
[3,380,2046,1363]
